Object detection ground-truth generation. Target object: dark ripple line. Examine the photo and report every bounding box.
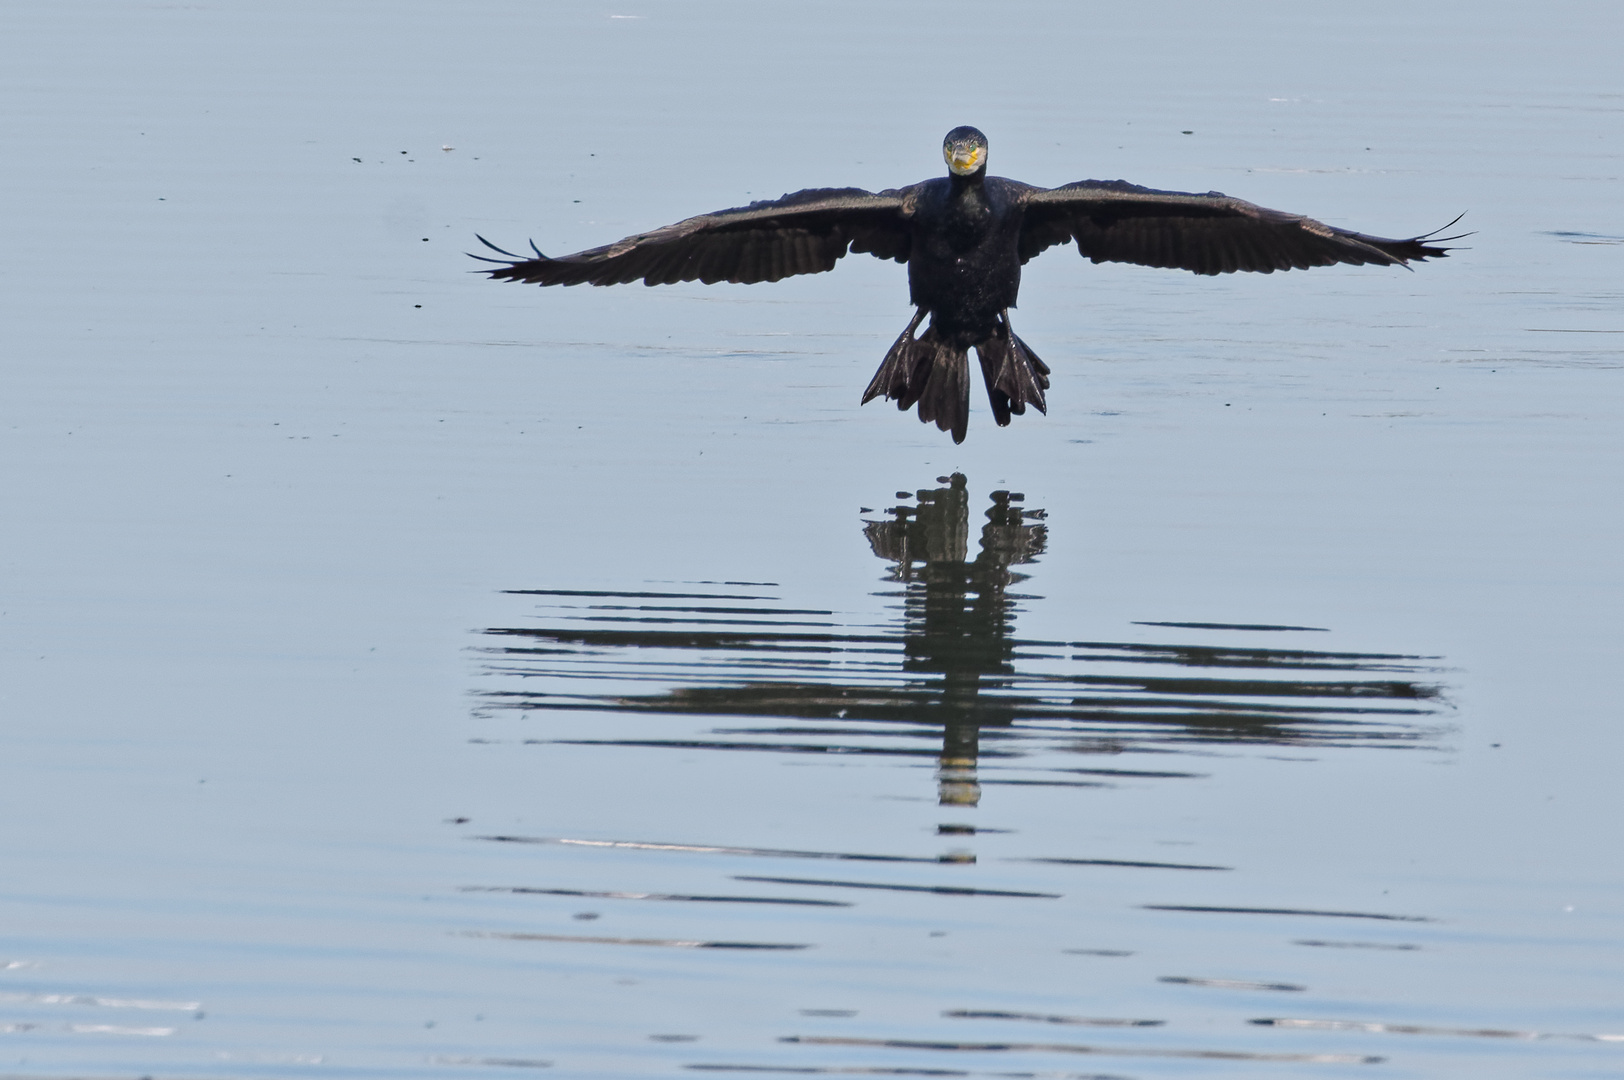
[1144,904,1433,922]
[976,780,1109,789]
[483,685,1441,722]
[688,1068,1131,1078]
[1133,621,1329,632]
[486,627,895,647]
[1017,857,1230,872]
[536,738,1020,760]
[713,726,972,739]
[505,589,775,600]
[1066,640,1431,663]
[1059,673,1439,701]
[777,1036,1379,1063]
[735,876,1058,898]
[945,1010,1163,1028]
[474,835,969,864]
[559,616,840,628]
[463,931,808,950]
[1252,1017,1624,1041]
[564,605,834,615]
[1050,767,1208,778]
[1159,976,1306,992]
[489,626,1437,673]
[460,886,852,907]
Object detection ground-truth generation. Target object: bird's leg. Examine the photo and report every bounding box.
[976,319,1015,427]
[975,312,1050,424]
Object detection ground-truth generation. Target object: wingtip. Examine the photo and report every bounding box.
[473,234,547,261]
[1413,212,1474,255]
[1420,212,1469,240]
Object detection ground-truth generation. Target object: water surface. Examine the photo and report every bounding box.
[3,1,1622,1078]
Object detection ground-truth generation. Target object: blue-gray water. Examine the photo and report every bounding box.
[3,2,1621,1078]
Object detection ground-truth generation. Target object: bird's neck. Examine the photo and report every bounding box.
[942,171,992,247]
[946,171,991,222]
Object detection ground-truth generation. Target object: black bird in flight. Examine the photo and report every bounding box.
[476,127,1459,443]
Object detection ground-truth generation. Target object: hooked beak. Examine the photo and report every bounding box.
[947,145,983,176]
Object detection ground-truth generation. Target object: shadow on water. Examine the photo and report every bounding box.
[478,474,1449,807]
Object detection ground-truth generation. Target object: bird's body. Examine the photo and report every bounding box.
[476,127,1459,442]
[907,173,1025,335]
[871,171,1050,440]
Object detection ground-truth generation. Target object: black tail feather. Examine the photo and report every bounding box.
[916,341,970,444]
[863,309,1050,443]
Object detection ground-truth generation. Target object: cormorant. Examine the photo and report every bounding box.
[476,126,1459,443]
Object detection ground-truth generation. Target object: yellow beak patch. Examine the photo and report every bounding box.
[947,146,982,174]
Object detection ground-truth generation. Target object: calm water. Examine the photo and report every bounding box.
[3,2,1622,1078]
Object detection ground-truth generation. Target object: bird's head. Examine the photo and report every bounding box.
[943,126,988,177]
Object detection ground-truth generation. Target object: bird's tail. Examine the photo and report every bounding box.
[862,309,972,443]
[974,313,1050,427]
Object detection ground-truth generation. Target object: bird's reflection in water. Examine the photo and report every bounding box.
[480,476,1446,805]
[863,475,1047,805]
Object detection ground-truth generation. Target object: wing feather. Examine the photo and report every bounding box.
[693,240,723,285]
[1018,179,1462,274]
[478,186,914,287]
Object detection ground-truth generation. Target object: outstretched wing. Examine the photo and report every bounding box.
[1018,180,1462,275]
[475,186,915,287]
